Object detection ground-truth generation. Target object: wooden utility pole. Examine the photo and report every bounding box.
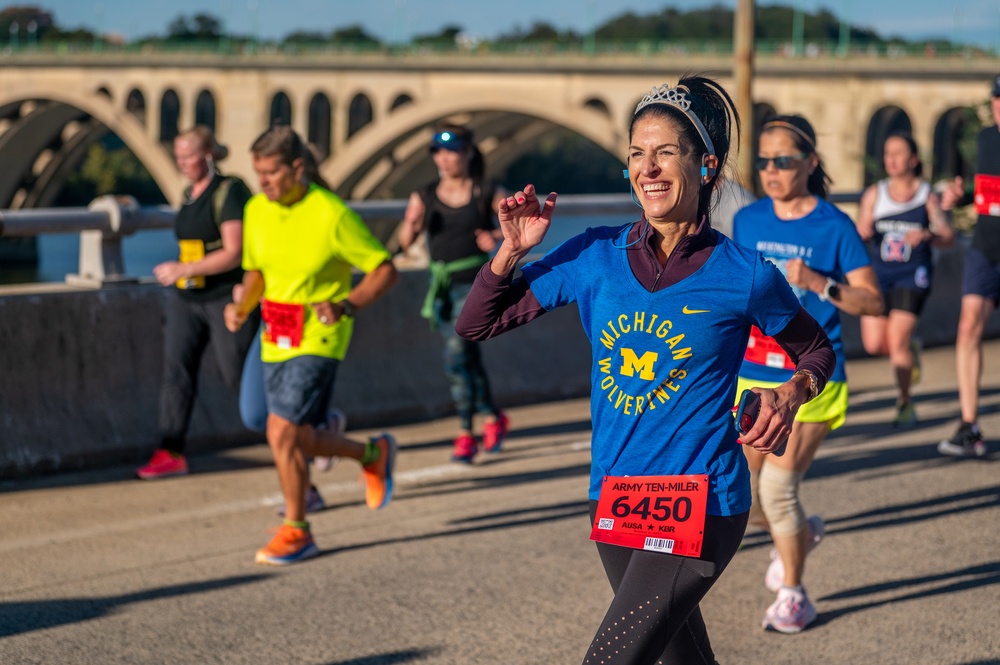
[734,0,755,188]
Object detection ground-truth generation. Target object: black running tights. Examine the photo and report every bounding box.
[583,502,748,665]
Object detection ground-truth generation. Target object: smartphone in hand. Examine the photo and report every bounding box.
[735,389,785,457]
[735,389,761,435]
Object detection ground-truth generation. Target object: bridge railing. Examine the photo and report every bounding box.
[0,192,862,288]
[0,194,647,287]
[3,39,997,60]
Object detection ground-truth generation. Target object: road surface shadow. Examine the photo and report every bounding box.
[812,560,1000,628]
[737,484,1000,554]
[0,575,267,638]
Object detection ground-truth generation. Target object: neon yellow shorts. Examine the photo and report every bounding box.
[735,376,848,431]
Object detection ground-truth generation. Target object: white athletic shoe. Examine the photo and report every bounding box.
[765,515,825,592]
[763,586,818,633]
[314,409,346,472]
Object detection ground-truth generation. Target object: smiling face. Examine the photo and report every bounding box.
[174,135,210,184]
[757,128,817,202]
[627,112,705,225]
[883,136,919,179]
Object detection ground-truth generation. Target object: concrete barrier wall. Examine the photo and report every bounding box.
[1,244,998,478]
[0,269,593,478]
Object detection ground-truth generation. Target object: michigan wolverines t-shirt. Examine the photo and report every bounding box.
[522,226,800,516]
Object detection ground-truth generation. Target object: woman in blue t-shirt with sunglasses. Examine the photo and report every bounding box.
[733,115,883,633]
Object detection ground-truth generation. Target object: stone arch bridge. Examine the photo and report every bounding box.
[0,50,995,208]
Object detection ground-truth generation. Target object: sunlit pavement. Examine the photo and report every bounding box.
[1,341,999,664]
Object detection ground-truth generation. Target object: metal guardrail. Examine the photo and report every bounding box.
[0,192,863,288]
[0,194,648,287]
[3,40,997,60]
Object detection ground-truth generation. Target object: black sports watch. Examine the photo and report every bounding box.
[820,278,840,302]
[337,299,356,319]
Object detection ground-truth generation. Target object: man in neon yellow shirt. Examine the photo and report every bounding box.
[225,126,399,565]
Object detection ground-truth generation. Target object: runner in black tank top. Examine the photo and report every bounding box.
[398,123,510,462]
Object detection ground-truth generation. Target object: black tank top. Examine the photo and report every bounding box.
[420,180,496,284]
[174,173,252,301]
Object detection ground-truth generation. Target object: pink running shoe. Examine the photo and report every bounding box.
[136,449,189,480]
[277,485,326,517]
[482,412,510,454]
[765,515,825,592]
[313,409,347,472]
[451,433,478,463]
[763,586,818,633]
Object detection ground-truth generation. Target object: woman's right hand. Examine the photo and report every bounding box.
[738,387,799,455]
[940,176,964,211]
[223,302,247,333]
[497,184,558,255]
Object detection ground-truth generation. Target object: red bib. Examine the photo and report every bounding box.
[974,174,1000,216]
[261,299,305,350]
[590,475,709,558]
[744,326,795,370]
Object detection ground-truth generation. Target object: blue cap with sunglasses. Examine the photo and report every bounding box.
[431,130,470,152]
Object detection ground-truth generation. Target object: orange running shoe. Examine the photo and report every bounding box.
[254,524,318,565]
[362,434,397,510]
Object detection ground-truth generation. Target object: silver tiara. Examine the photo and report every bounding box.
[635,84,716,156]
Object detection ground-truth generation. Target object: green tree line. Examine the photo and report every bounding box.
[0,3,956,49]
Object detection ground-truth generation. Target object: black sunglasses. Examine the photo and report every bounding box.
[755,153,808,171]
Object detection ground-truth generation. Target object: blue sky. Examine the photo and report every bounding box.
[27,1,1000,47]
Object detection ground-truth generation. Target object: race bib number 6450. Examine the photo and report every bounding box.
[590,475,709,558]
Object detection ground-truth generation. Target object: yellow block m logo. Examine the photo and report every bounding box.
[619,348,658,380]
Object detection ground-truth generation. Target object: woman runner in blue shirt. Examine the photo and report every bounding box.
[733,114,883,634]
[457,76,835,665]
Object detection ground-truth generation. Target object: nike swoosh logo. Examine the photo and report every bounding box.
[682,306,710,314]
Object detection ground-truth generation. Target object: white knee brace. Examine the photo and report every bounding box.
[757,464,806,537]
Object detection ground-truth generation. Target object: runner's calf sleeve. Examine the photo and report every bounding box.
[757,464,806,537]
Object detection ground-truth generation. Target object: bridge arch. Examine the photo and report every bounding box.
[348,93,374,138]
[0,88,181,207]
[160,89,180,144]
[308,92,333,160]
[584,98,611,117]
[933,107,976,182]
[390,93,413,112]
[270,91,292,127]
[325,96,623,199]
[195,90,216,131]
[126,88,146,125]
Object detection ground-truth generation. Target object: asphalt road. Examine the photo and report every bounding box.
[2,341,999,665]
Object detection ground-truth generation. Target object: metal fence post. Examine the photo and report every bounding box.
[66,195,140,287]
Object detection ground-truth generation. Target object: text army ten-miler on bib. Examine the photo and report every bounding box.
[590,475,709,558]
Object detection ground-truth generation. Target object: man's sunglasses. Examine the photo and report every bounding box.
[754,154,807,171]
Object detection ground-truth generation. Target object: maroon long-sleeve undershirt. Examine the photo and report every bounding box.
[456,218,836,391]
